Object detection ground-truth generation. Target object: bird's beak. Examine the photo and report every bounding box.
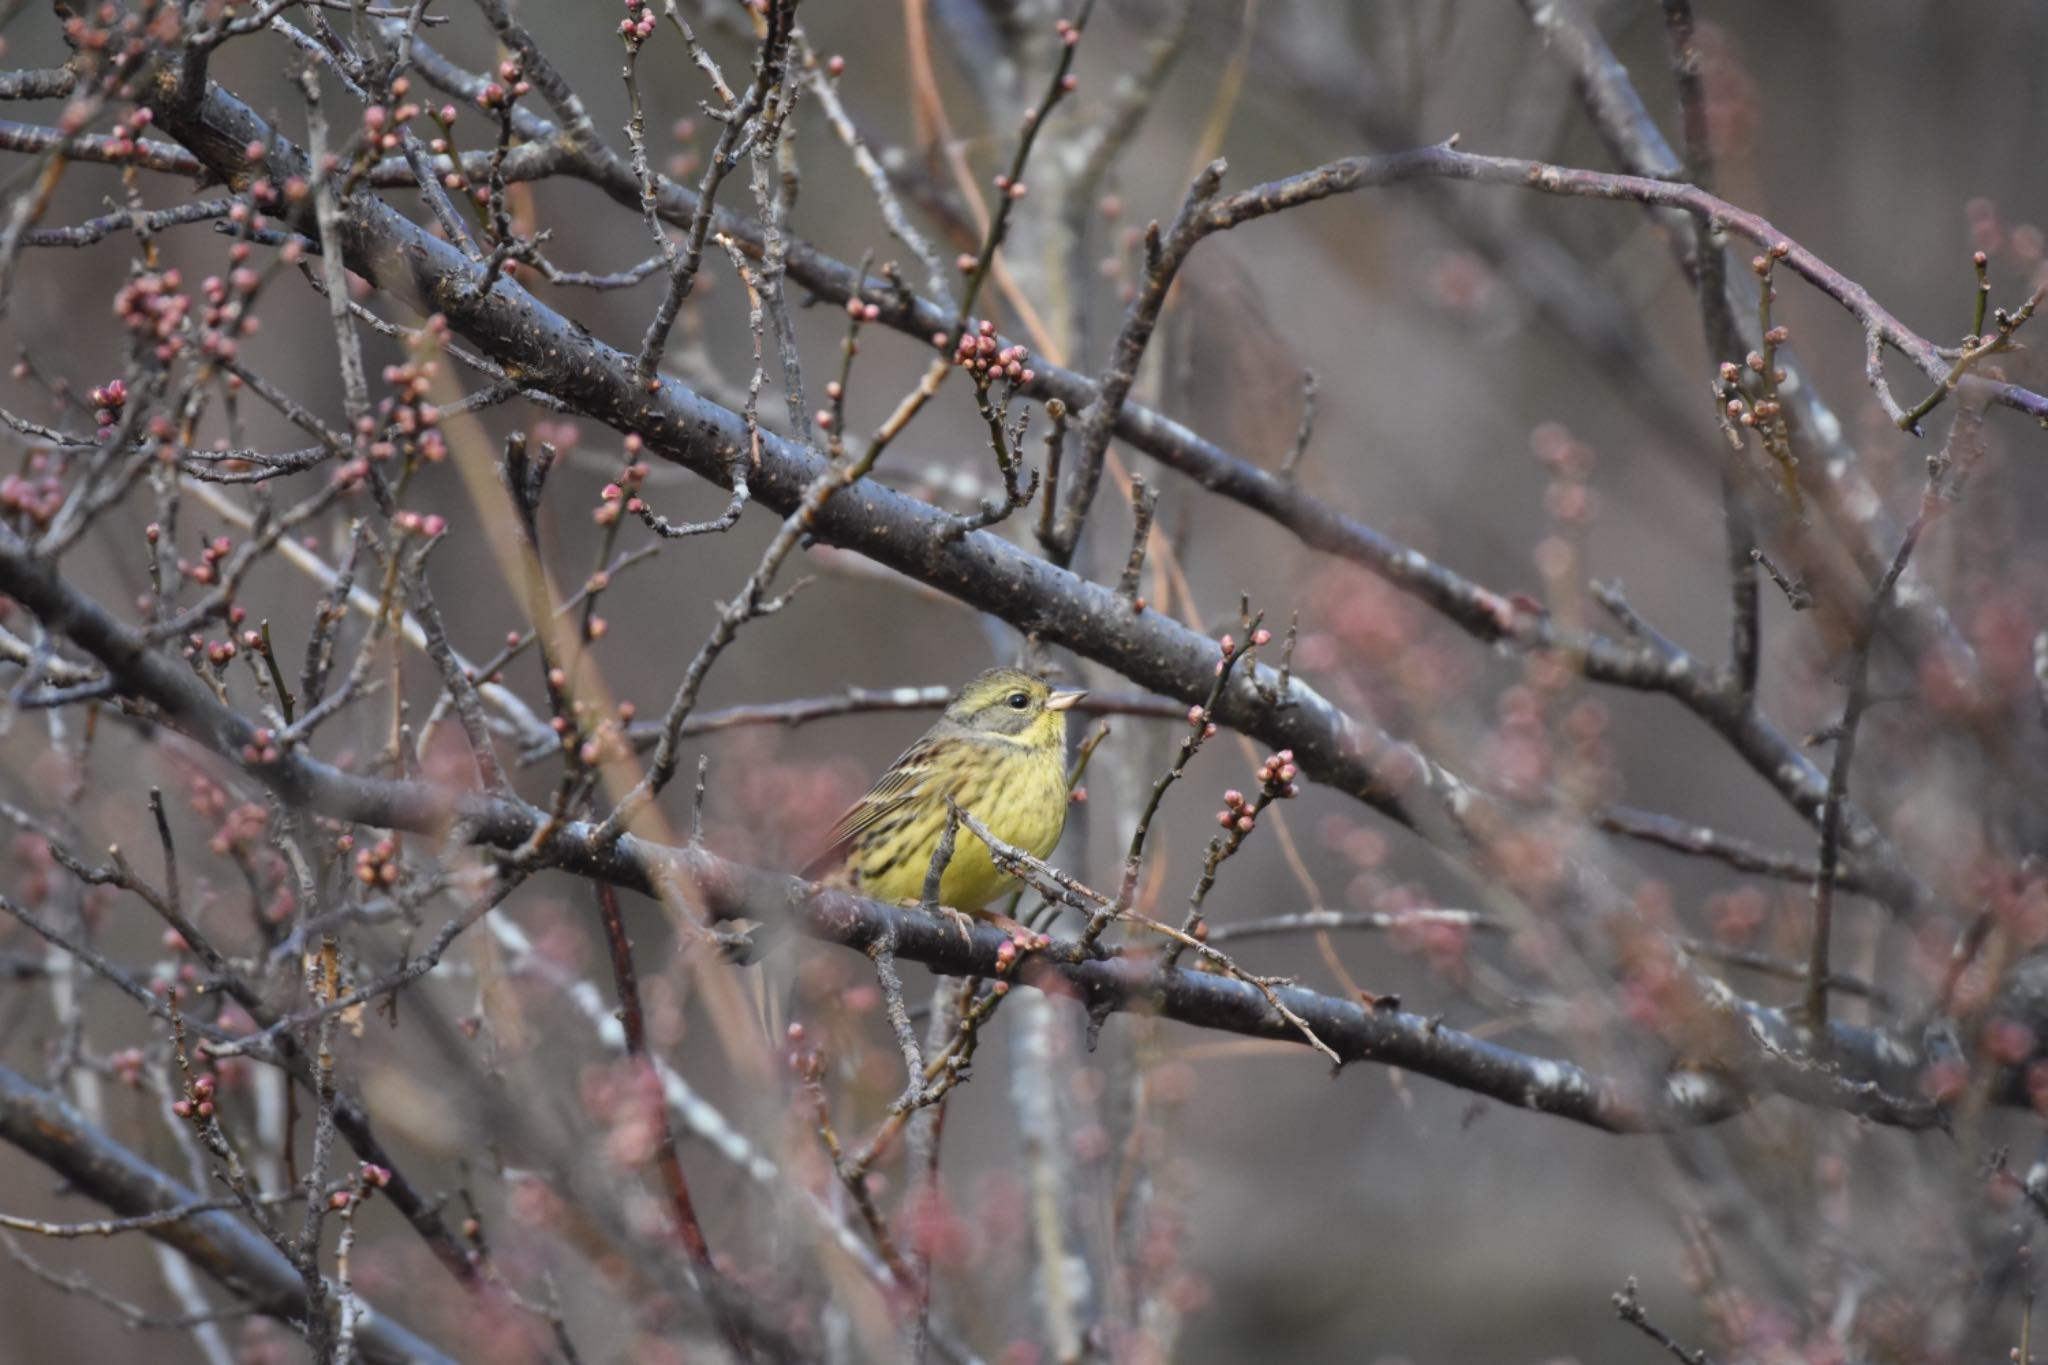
[1046,689,1086,712]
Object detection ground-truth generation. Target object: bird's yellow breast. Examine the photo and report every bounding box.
[851,737,1070,911]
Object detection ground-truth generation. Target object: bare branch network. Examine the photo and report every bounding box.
[1,1,2046,1361]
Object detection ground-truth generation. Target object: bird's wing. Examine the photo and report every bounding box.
[799,737,946,880]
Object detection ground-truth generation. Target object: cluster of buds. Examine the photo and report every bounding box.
[666,116,699,181]
[428,106,470,193]
[187,772,229,823]
[1720,343,1790,430]
[177,533,233,586]
[331,1163,392,1212]
[1217,627,1272,660]
[109,1048,145,1088]
[155,954,202,994]
[783,1021,824,1083]
[114,268,190,363]
[393,509,448,538]
[546,669,577,737]
[596,444,654,525]
[97,108,154,162]
[1217,751,1300,830]
[371,317,450,462]
[207,801,271,857]
[261,880,297,925]
[1214,625,1272,676]
[949,320,1033,386]
[477,59,531,110]
[239,726,283,767]
[845,295,881,324]
[1054,16,1081,47]
[327,455,372,494]
[586,1059,668,1168]
[1257,749,1301,798]
[57,3,142,59]
[247,168,286,210]
[90,377,128,441]
[620,0,656,47]
[360,82,421,156]
[1703,885,1769,949]
[1216,789,1254,832]
[171,1073,217,1121]
[1526,422,1598,532]
[1184,703,1219,740]
[198,255,265,364]
[531,419,581,454]
[1529,421,1594,480]
[354,835,402,887]
[142,414,183,466]
[1,454,65,529]
[574,707,637,766]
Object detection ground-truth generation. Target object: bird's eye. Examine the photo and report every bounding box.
[1006,691,1030,709]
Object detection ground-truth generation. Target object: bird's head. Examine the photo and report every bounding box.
[943,667,1084,748]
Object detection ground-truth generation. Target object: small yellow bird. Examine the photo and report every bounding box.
[804,668,1083,927]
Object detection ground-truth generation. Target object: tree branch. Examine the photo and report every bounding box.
[0,521,1947,1135]
[0,1066,454,1365]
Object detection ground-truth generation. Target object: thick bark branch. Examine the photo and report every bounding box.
[0,1065,455,1365]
